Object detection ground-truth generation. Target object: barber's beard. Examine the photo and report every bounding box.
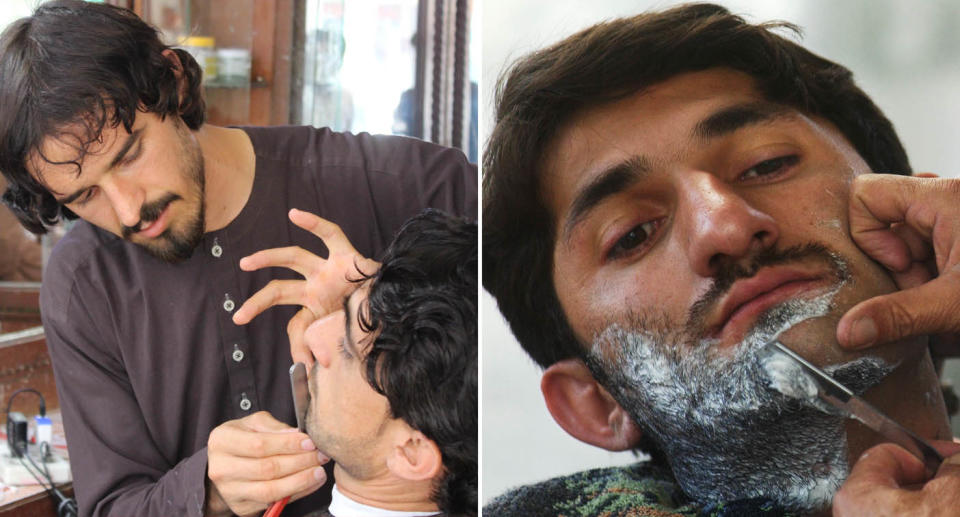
[583,243,893,513]
[124,123,205,263]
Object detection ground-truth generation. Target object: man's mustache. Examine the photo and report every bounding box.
[685,242,849,337]
[121,193,181,238]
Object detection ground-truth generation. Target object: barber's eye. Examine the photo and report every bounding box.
[740,155,799,180]
[75,187,98,206]
[608,220,658,260]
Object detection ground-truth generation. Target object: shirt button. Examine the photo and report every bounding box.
[223,294,235,312]
[232,346,244,363]
[211,244,222,257]
[239,393,252,411]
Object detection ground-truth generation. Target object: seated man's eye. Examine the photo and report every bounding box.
[337,339,352,359]
[740,155,799,180]
[608,220,658,260]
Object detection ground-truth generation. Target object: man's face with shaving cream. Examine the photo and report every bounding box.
[543,68,920,508]
[546,68,910,375]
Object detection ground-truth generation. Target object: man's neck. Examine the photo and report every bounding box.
[846,340,952,463]
[332,464,439,513]
[194,124,255,232]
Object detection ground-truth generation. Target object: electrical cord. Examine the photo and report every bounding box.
[4,389,77,517]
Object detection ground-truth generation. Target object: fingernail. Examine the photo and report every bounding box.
[849,317,878,348]
[317,451,329,463]
[301,438,316,450]
[313,466,326,482]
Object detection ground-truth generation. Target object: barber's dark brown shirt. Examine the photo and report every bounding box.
[39,126,477,517]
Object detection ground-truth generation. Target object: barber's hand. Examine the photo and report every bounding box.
[833,441,960,516]
[205,411,329,516]
[837,174,960,355]
[232,209,378,367]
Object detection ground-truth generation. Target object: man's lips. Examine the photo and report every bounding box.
[136,202,172,239]
[708,266,831,343]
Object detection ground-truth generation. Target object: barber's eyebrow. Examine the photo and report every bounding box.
[54,128,143,204]
[341,293,359,357]
[562,155,651,242]
[693,102,794,140]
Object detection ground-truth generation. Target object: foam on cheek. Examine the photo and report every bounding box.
[760,352,818,403]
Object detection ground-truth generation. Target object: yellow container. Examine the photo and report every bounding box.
[179,36,218,83]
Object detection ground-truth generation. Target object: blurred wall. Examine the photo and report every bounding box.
[481,0,960,504]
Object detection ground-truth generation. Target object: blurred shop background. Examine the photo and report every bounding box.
[482,0,960,505]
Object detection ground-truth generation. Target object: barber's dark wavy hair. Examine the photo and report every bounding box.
[483,3,912,370]
[0,0,205,234]
[358,209,478,516]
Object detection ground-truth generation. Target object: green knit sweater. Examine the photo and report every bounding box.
[483,463,797,517]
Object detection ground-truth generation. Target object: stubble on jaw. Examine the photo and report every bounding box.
[580,243,895,512]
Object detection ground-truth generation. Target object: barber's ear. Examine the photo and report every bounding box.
[160,49,188,110]
[541,359,643,451]
[385,427,442,481]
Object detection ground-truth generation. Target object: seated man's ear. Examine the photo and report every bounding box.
[386,426,443,481]
[541,358,643,451]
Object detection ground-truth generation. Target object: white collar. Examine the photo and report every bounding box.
[328,484,440,517]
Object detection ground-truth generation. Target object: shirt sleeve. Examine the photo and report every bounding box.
[42,267,210,517]
[365,135,478,226]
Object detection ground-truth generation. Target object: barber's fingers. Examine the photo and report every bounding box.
[211,450,327,483]
[848,174,960,273]
[215,463,328,515]
[839,174,960,348]
[289,209,355,255]
[239,246,317,277]
[833,445,920,517]
[287,307,316,368]
[838,266,960,349]
[209,415,315,458]
[289,209,379,274]
[233,280,306,325]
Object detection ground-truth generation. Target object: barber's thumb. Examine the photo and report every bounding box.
[838,274,960,349]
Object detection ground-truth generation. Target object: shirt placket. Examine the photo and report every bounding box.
[207,233,260,418]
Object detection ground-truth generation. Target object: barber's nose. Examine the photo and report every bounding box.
[680,172,779,277]
[102,176,144,229]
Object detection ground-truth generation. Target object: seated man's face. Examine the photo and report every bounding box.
[303,284,394,480]
[544,67,924,507]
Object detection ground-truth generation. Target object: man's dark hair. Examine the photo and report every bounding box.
[358,209,478,516]
[0,0,205,234]
[483,3,912,369]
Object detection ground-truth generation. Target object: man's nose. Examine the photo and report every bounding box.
[101,176,144,229]
[680,172,779,277]
[303,311,344,369]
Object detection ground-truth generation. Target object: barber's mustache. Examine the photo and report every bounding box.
[685,243,849,336]
[121,193,181,238]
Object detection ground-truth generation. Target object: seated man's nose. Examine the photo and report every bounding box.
[683,179,779,275]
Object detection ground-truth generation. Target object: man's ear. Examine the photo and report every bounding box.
[541,358,643,451]
[160,49,188,110]
[385,427,443,481]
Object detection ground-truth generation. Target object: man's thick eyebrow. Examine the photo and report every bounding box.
[107,128,143,170]
[693,102,794,140]
[342,293,359,357]
[562,155,650,241]
[54,128,143,204]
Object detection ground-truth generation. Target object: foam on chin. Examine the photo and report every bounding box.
[585,283,887,511]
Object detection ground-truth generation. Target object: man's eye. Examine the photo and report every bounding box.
[337,340,352,360]
[74,187,98,206]
[608,220,658,260]
[740,155,799,180]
